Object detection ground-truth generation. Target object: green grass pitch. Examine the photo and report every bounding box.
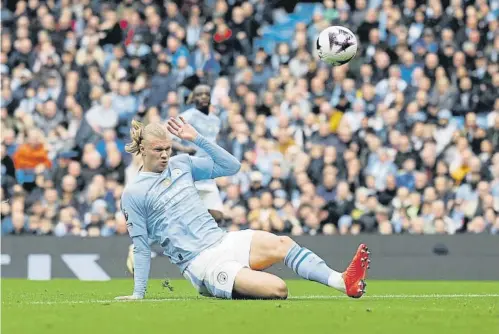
[2,279,499,334]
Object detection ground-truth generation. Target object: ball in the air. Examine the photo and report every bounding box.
[316,26,358,66]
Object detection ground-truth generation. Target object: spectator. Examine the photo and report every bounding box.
[317,169,337,202]
[104,149,126,183]
[2,211,29,235]
[54,207,81,237]
[1,0,498,237]
[1,143,16,188]
[32,100,65,136]
[85,94,119,134]
[165,36,189,68]
[173,56,194,86]
[126,34,151,59]
[12,128,52,171]
[80,147,105,185]
[112,81,137,121]
[365,148,397,190]
[189,39,221,80]
[147,62,176,108]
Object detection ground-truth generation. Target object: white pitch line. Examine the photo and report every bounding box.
[294,294,499,299]
[4,294,499,305]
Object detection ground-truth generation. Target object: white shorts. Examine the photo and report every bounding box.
[183,230,254,299]
[196,182,224,213]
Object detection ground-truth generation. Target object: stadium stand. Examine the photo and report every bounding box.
[1,0,498,236]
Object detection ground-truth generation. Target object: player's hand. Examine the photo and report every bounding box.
[167,116,198,142]
[114,295,143,301]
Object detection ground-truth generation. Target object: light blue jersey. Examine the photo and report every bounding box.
[180,108,221,157]
[121,135,241,297]
[177,108,222,190]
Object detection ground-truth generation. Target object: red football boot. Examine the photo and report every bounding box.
[342,244,371,298]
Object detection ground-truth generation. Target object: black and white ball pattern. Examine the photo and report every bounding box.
[316,26,358,66]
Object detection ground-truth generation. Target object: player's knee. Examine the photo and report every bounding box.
[272,280,288,300]
[276,236,295,259]
[278,235,294,246]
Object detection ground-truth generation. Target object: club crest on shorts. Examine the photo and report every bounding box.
[217,272,228,285]
[163,178,171,187]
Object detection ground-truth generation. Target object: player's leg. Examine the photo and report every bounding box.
[204,259,288,300]
[232,268,288,299]
[247,231,370,298]
[197,230,287,300]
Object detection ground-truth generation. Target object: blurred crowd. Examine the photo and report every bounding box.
[1,0,499,237]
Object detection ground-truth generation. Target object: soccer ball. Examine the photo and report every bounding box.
[316,26,358,66]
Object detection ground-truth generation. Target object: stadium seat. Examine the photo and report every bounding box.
[253,37,277,55]
[294,3,319,14]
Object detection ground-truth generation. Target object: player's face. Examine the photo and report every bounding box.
[193,86,211,109]
[142,138,172,173]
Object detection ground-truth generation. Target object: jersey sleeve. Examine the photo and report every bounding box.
[131,234,151,298]
[180,109,194,122]
[120,189,150,298]
[121,189,148,237]
[188,155,213,181]
[188,135,241,181]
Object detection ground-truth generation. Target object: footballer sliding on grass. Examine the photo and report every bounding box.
[117,117,370,300]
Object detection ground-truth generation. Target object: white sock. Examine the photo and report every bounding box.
[328,271,346,292]
[284,244,347,292]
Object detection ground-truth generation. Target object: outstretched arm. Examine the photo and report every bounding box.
[116,192,151,300]
[167,117,241,180]
[130,235,151,298]
[190,135,241,179]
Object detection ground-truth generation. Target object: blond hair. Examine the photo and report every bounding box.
[125,120,169,155]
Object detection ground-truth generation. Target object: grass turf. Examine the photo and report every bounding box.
[2,280,499,334]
